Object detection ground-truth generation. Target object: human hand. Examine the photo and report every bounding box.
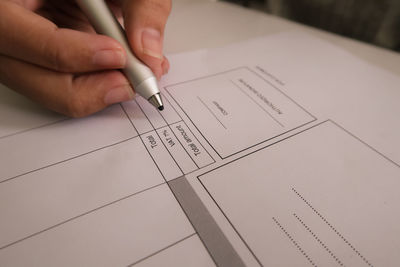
[0,0,171,117]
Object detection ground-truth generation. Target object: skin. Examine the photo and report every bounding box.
[0,0,171,117]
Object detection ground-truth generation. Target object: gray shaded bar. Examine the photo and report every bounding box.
[168,176,246,267]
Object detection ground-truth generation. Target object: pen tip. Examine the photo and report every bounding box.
[148,93,164,111]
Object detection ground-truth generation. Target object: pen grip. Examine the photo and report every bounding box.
[76,0,155,88]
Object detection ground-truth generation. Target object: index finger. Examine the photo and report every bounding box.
[0,1,127,73]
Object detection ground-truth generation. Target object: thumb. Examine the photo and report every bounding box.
[121,0,172,79]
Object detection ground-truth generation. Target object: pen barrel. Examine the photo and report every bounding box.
[76,0,159,99]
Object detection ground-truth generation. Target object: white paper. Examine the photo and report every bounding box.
[0,184,195,266]
[1,32,400,266]
[197,121,400,266]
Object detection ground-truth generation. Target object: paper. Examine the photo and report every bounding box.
[165,67,315,158]
[197,121,400,266]
[1,32,400,266]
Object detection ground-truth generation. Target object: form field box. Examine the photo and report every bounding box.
[0,138,163,249]
[171,122,214,169]
[136,96,167,130]
[166,67,315,158]
[0,184,194,266]
[157,126,198,175]
[123,100,153,134]
[199,121,400,266]
[0,106,136,181]
[142,131,183,181]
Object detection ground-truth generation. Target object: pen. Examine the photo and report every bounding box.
[76,0,164,111]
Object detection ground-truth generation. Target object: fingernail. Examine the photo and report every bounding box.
[142,28,163,60]
[93,49,126,67]
[104,85,134,105]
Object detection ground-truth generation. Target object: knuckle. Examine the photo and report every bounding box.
[140,0,171,16]
[42,29,72,72]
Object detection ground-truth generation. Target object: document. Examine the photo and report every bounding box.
[1,32,400,266]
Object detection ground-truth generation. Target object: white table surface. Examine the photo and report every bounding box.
[165,0,400,76]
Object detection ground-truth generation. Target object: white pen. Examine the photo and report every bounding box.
[77,0,164,110]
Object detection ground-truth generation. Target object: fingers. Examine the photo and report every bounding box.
[0,54,134,117]
[0,1,127,73]
[121,0,172,79]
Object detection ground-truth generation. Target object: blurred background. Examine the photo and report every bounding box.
[222,0,400,52]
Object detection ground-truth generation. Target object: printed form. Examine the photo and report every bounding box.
[0,32,400,266]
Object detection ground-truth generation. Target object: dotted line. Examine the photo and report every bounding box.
[292,187,373,267]
[293,213,344,266]
[272,217,317,267]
